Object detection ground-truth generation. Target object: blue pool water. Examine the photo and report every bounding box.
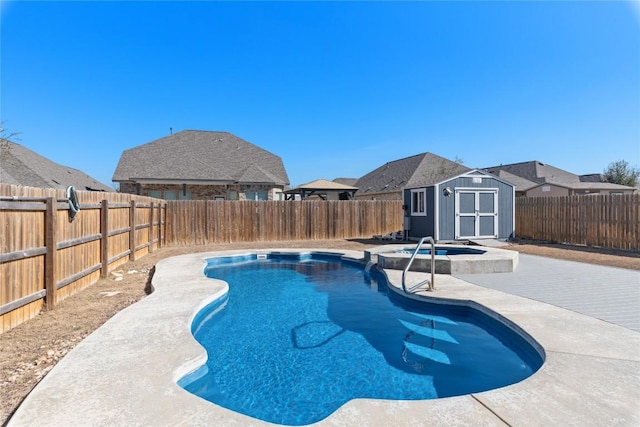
[180,253,543,426]
[397,246,487,256]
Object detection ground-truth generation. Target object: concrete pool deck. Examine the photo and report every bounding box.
[8,249,640,426]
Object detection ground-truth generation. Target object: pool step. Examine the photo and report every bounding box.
[403,341,451,365]
[401,318,455,365]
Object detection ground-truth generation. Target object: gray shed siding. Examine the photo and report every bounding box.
[404,171,515,242]
[437,175,514,241]
[403,187,435,238]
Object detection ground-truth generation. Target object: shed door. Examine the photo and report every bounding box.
[455,189,498,239]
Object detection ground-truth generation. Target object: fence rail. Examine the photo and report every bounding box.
[4,189,637,334]
[515,194,640,250]
[0,184,166,333]
[164,199,404,245]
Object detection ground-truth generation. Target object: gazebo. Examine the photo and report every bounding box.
[284,179,358,200]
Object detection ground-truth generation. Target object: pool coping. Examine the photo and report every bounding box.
[366,244,519,274]
[8,249,640,426]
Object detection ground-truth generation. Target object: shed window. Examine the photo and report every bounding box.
[411,189,426,216]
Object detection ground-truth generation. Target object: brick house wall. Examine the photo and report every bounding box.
[118,183,285,200]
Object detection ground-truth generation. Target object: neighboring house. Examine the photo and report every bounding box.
[354,152,469,200]
[404,169,515,242]
[113,130,290,200]
[332,177,358,187]
[284,179,358,200]
[0,139,113,191]
[484,161,636,197]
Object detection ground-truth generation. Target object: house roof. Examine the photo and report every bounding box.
[484,160,579,186]
[112,130,289,185]
[484,160,635,192]
[355,152,470,195]
[531,181,635,191]
[0,139,113,191]
[579,173,604,183]
[332,177,358,187]
[490,170,538,191]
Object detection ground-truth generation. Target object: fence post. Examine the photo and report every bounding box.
[149,202,155,253]
[44,197,57,310]
[129,200,136,261]
[101,199,109,278]
[157,203,162,248]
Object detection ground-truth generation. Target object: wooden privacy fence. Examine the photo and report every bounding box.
[165,200,404,245]
[0,184,166,333]
[516,194,640,250]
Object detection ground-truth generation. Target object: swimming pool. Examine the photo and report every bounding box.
[180,253,543,426]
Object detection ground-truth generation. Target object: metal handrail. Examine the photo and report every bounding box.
[401,236,435,293]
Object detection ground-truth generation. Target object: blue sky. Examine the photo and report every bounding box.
[1,1,639,189]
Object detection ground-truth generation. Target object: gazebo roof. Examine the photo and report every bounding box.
[284,179,358,200]
[286,179,358,192]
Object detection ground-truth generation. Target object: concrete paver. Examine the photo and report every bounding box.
[455,254,640,332]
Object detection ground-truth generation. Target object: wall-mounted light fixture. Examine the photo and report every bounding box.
[443,187,452,196]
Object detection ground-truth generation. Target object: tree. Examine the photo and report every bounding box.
[0,122,21,162]
[0,121,21,142]
[603,159,640,187]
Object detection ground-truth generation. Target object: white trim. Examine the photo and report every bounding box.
[434,184,440,241]
[511,185,516,239]
[410,188,427,216]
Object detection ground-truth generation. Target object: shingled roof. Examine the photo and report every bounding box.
[484,160,579,186]
[484,160,636,192]
[488,169,538,191]
[355,152,470,195]
[112,130,289,185]
[0,139,113,191]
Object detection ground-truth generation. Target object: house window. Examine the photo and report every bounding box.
[164,191,177,200]
[411,189,426,216]
[179,191,191,200]
[246,191,268,201]
[148,190,162,199]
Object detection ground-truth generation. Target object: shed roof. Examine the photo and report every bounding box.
[112,130,289,185]
[0,139,113,191]
[355,152,470,195]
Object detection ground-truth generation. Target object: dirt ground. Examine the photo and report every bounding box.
[1,238,638,425]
